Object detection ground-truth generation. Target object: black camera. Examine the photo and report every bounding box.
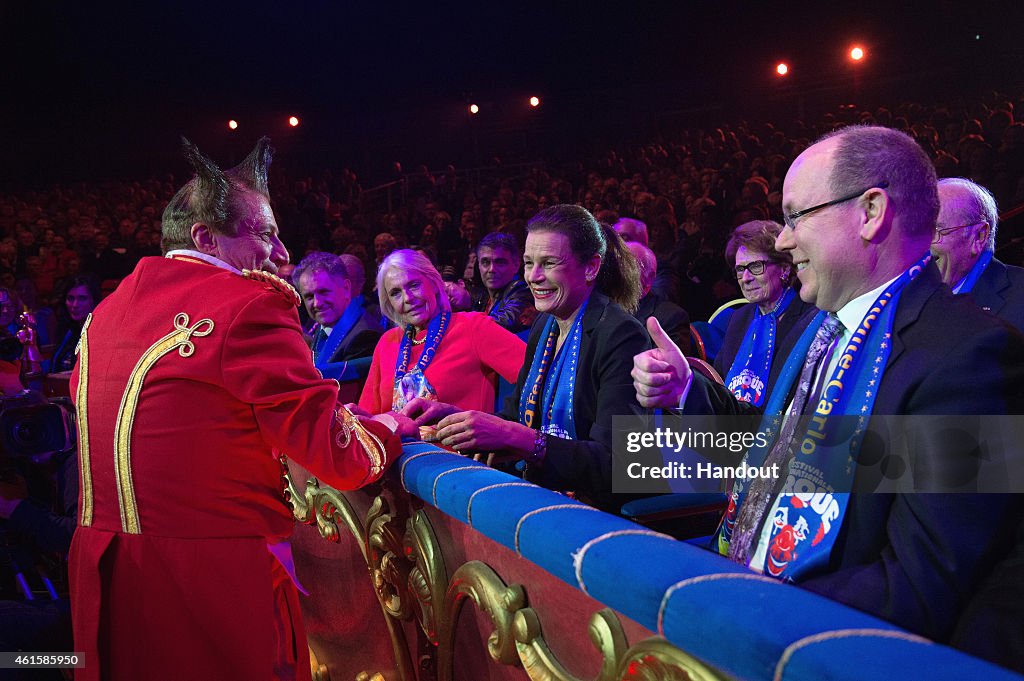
[0,336,22,363]
[0,392,75,460]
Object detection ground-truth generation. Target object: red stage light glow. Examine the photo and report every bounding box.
[469,104,479,114]
[850,46,865,61]
[529,96,540,107]
[288,116,300,127]
[228,120,238,130]
[776,63,789,76]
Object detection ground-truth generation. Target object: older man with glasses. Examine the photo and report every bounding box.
[930,177,1024,330]
[633,125,1024,661]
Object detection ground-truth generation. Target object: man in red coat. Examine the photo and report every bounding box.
[69,138,412,681]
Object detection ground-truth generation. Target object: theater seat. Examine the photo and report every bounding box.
[619,358,727,538]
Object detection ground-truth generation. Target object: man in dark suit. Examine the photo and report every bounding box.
[473,232,536,333]
[932,177,1024,330]
[633,126,1024,653]
[294,252,382,381]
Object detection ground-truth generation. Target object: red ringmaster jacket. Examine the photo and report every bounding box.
[68,253,401,681]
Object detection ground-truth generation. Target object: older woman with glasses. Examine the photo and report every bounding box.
[715,220,817,407]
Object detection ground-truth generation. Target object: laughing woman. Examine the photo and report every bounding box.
[408,205,650,512]
[357,249,525,415]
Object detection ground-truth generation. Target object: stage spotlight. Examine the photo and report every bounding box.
[529,96,540,107]
[850,46,865,61]
[469,104,479,115]
[288,116,300,127]
[228,120,238,130]
[776,63,789,76]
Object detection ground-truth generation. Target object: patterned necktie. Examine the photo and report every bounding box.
[312,327,327,360]
[727,313,844,566]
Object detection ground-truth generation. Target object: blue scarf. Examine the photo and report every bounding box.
[724,288,796,407]
[312,301,364,368]
[953,250,993,294]
[392,311,450,411]
[717,254,931,581]
[518,299,588,439]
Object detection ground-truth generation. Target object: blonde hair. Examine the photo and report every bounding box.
[376,249,451,326]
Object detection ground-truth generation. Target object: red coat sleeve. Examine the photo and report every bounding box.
[472,313,527,383]
[221,292,400,489]
[358,338,387,413]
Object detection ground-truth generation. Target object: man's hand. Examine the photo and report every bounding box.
[632,317,692,409]
[401,397,460,426]
[377,411,419,439]
[344,402,372,418]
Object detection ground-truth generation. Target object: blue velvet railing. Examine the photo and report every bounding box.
[397,443,1022,681]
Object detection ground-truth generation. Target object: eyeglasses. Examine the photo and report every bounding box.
[784,181,890,230]
[933,220,985,243]
[734,260,772,277]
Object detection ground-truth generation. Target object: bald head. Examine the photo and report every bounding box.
[777,126,938,312]
[626,241,657,297]
[613,218,649,247]
[932,178,998,286]
[339,253,366,294]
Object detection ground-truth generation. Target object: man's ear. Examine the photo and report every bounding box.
[971,222,991,257]
[859,187,891,242]
[190,223,218,256]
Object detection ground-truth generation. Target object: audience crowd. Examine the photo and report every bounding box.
[4,93,1024,331]
[3,90,1024,675]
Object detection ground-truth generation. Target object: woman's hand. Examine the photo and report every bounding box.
[436,411,535,454]
[401,397,460,426]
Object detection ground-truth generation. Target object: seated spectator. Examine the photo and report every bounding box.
[356,249,525,415]
[931,177,1024,329]
[632,124,1024,648]
[409,205,650,512]
[473,232,536,333]
[626,241,691,355]
[443,279,473,312]
[339,253,387,329]
[294,252,383,381]
[715,220,817,406]
[47,275,100,374]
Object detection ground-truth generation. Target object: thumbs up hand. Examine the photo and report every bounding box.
[632,317,692,409]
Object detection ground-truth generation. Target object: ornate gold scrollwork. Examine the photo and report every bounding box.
[405,510,447,645]
[513,607,627,681]
[368,496,414,620]
[282,473,417,680]
[284,471,369,559]
[438,560,526,680]
[614,639,728,681]
[284,474,729,681]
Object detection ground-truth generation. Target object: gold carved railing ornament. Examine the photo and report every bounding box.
[284,469,729,681]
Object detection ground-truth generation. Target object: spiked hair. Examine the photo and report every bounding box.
[160,137,274,253]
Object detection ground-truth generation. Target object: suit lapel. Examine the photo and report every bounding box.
[970,257,1010,316]
[888,265,941,367]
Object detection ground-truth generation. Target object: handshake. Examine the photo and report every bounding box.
[344,397,459,442]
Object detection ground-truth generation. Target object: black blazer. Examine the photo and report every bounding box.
[685,265,1024,642]
[502,291,651,512]
[964,256,1024,332]
[635,290,692,356]
[318,310,383,364]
